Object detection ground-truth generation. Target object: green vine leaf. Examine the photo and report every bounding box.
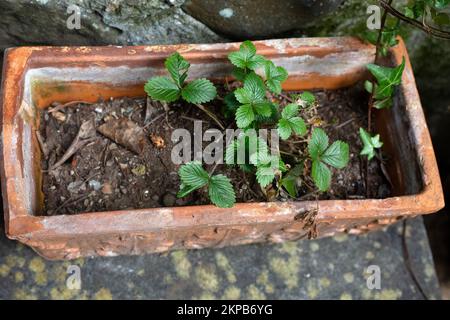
[366,57,406,100]
[359,127,383,160]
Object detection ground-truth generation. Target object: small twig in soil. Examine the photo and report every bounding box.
[241,171,261,199]
[49,119,97,170]
[35,131,49,158]
[165,111,174,129]
[144,97,158,125]
[181,115,206,123]
[49,100,94,114]
[335,118,354,129]
[278,92,293,103]
[54,193,91,214]
[279,150,298,157]
[290,139,309,144]
[143,113,165,128]
[195,104,225,130]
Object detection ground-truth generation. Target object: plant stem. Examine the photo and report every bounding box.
[379,0,450,39]
[366,0,392,198]
[195,103,225,130]
[368,0,392,133]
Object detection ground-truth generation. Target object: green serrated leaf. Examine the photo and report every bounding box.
[234,73,266,105]
[264,61,288,94]
[300,91,316,104]
[181,78,217,104]
[225,139,239,165]
[281,103,299,119]
[321,141,349,169]
[243,72,266,102]
[247,54,266,71]
[228,40,266,71]
[208,174,236,208]
[144,76,181,102]
[308,128,329,160]
[277,118,292,140]
[311,160,331,192]
[165,52,190,87]
[235,104,255,128]
[433,0,450,10]
[256,165,275,188]
[254,102,272,117]
[178,161,209,189]
[289,117,307,136]
[359,127,383,160]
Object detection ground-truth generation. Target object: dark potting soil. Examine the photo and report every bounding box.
[38,82,390,216]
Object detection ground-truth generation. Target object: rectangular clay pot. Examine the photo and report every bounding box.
[0,37,444,260]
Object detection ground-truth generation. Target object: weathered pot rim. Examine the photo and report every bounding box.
[0,37,444,259]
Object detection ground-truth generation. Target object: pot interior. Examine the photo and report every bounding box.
[15,41,423,216]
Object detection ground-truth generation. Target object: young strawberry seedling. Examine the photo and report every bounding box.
[177,161,235,208]
[144,41,357,208]
[145,52,224,129]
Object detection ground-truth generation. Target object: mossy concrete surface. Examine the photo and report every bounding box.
[0,217,440,299]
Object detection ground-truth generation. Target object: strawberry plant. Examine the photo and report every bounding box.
[224,41,349,199]
[177,161,236,208]
[308,128,349,192]
[145,52,216,104]
[145,52,224,129]
[145,41,351,208]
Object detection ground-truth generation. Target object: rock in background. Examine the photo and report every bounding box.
[0,0,223,51]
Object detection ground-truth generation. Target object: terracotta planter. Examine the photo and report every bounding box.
[0,37,444,260]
